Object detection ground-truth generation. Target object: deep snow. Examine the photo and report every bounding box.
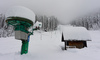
[0,30,100,60]
[62,26,91,40]
[5,6,35,22]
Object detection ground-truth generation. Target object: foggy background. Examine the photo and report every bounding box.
[0,0,100,24]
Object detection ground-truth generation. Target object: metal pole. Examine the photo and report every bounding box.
[21,35,30,55]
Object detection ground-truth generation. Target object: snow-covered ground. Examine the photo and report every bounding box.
[0,30,100,60]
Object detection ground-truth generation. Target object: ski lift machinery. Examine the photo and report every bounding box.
[5,6,35,55]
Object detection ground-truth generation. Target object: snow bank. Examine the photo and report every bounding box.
[62,26,91,40]
[5,6,35,22]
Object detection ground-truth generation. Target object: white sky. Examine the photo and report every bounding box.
[0,0,100,24]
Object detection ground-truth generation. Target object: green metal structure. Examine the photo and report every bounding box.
[6,17,34,55]
[21,40,29,54]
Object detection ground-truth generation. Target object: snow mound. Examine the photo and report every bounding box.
[5,6,35,22]
[34,21,42,28]
[62,26,91,41]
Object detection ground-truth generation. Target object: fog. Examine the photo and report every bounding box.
[0,0,100,24]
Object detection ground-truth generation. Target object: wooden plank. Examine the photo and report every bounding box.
[68,41,84,48]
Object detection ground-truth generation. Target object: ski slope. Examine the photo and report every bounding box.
[0,30,100,60]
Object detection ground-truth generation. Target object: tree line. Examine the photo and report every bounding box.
[35,15,58,31]
[0,14,14,38]
[70,12,100,30]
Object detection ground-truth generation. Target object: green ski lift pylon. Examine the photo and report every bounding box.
[5,6,35,55]
[6,17,34,55]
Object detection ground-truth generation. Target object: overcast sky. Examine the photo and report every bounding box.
[0,0,100,24]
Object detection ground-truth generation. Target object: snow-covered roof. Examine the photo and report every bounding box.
[62,26,91,41]
[5,6,35,22]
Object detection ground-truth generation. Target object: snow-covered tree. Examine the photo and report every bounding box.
[35,15,58,31]
[0,14,14,38]
[70,12,100,30]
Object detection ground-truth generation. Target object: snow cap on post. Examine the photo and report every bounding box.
[5,6,35,23]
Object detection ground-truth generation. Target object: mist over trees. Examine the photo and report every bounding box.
[70,12,100,30]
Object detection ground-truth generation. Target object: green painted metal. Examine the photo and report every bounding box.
[6,17,34,55]
[6,17,33,33]
[7,20,32,33]
[21,35,30,55]
[6,17,33,26]
[21,40,29,55]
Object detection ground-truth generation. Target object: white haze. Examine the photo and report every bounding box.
[0,0,100,24]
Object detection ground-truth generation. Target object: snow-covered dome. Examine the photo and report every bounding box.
[5,6,35,23]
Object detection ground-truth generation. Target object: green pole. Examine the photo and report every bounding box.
[21,35,30,55]
[21,40,29,55]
